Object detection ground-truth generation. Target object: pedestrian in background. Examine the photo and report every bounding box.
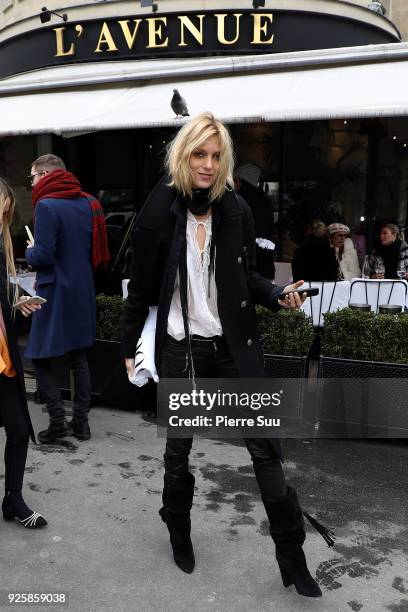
[0,177,47,528]
[234,163,274,241]
[234,164,275,279]
[25,155,109,443]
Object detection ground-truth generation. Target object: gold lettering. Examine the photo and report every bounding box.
[95,22,119,53]
[251,13,274,45]
[178,15,204,47]
[54,27,75,57]
[118,19,142,50]
[216,13,242,45]
[146,17,168,48]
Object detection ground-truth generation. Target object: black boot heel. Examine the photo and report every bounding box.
[159,506,195,573]
[277,554,322,597]
[264,487,331,599]
[159,507,167,525]
[278,562,293,588]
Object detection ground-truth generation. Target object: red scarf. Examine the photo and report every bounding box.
[32,169,110,269]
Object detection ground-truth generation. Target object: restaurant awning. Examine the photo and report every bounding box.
[1,43,408,135]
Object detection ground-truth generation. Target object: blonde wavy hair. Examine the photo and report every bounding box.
[0,177,18,306]
[165,112,234,201]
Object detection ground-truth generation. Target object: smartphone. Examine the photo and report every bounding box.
[278,287,319,300]
[14,295,47,307]
[25,225,35,245]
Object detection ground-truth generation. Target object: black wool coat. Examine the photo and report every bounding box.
[0,254,35,443]
[121,179,284,376]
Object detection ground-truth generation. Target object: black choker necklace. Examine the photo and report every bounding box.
[186,188,211,216]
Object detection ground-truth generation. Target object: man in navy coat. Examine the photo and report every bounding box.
[25,154,108,443]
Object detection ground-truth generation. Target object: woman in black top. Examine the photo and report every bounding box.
[122,113,331,598]
[368,223,408,279]
[0,177,47,528]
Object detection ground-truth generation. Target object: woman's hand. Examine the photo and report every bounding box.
[125,358,135,377]
[371,273,385,279]
[15,300,41,318]
[278,280,308,309]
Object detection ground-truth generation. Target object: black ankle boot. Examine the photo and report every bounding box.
[2,492,47,529]
[264,487,322,598]
[38,420,70,444]
[159,473,195,574]
[68,419,91,441]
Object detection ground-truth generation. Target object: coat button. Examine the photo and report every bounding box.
[241,300,248,309]
[247,338,253,347]
[237,256,242,264]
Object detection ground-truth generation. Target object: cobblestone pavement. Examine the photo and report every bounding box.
[0,403,407,612]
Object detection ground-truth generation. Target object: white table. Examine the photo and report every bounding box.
[349,278,408,312]
[300,281,351,327]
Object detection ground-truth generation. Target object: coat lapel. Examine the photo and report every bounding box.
[154,193,187,362]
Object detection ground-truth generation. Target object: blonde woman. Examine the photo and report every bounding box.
[122,113,327,597]
[0,177,47,528]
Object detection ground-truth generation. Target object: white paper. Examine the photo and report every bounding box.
[10,273,37,297]
[128,306,159,387]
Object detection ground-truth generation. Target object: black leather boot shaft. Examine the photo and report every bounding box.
[160,473,196,573]
[263,486,322,598]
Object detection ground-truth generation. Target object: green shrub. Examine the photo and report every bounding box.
[96,294,124,342]
[256,306,314,356]
[322,308,408,364]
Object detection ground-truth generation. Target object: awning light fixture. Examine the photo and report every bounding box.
[140,0,158,12]
[252,1,266,8]
[367,2,386,15]
[40,6,68,23]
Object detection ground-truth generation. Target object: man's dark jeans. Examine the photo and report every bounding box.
[33,349,91,425]
[160,334,287,508]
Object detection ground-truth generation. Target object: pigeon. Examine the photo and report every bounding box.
[171,89,190,119]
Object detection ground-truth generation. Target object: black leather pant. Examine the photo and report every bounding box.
[0,375,30,492]
[33,349,91,424]
[160,334,287,509]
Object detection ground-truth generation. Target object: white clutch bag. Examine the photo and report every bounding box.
[128,306,159,387]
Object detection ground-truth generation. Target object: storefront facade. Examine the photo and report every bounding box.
[0,0,407,273]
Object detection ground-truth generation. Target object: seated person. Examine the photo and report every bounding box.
[292,221,338,282]
[368,223,408,279]
[327,223,360,281]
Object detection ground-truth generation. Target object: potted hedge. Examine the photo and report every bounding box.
[256,307,315,429]
[257,306,314,378]
[56,294,155,411]
[321,308,408,371]
[318,308,408,436]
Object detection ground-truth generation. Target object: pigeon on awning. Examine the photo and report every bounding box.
[171,89,190,118]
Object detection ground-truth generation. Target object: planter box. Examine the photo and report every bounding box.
[56,340,156,412]
[264,353,309,379]
[264,354,312,433]
[317,356,408,437]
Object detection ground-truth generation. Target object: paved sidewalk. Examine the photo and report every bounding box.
[0,403,407,612]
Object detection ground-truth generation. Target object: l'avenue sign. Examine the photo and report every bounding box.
[0,9,399,79]
[54,12,274,57]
